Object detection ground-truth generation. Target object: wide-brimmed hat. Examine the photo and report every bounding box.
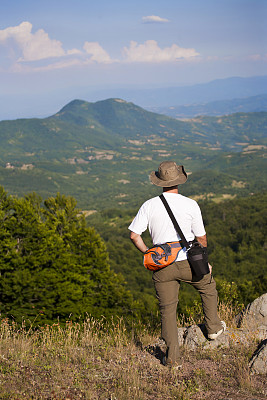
[149,161,187,187]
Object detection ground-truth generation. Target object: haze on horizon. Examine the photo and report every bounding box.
[0,0,266,120]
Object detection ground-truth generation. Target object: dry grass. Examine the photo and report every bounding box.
[0,314,266,400]
[181,297,243,330]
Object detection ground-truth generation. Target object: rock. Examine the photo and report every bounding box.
[249,339,267,375]
[225,328,257,346]
[205,331,230,349]
[183,324,230,350]
[146,295,267,366]
[238,293,267,329]
[178,327,187,344]
[184,324,207,349]
[182,324,262,350]
[256,325,267,341]
[144,338,166,364]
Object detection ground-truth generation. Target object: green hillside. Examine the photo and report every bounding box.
[0,99,266,209]
[52,99,267,148]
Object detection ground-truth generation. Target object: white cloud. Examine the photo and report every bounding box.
[0,22,112,70]
[123,40,200,63]
[10,58,83,72]
[142,15,170,23]
[0,21,68,61]
[248,54,267,61]
[67,48,83,56]
[83,41,112,64]
[0,22,200,72]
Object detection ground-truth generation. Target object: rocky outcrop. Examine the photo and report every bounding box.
[237,293,267,329]
[147,294,267,374]
[249,339,267,375]
[181,324,255,349]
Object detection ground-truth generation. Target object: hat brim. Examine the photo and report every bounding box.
[149,167,187,187]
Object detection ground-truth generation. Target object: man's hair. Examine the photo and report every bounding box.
[163,185,178,191]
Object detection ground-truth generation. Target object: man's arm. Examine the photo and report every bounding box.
[196,234,207,247]
[130,231,148,254]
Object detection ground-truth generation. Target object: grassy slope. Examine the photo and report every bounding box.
[0,309,266,400]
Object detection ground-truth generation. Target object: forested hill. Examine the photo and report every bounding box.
[1,98,266,155]
[52,99,267,149]
[0,98,266,209]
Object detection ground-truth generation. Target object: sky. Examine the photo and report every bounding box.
[0,0,266,120]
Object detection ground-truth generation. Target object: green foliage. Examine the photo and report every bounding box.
[202,193,267,295]
[0,187,136,325]
[85,207,158,320]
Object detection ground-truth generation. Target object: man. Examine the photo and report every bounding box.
[128,161,225,368]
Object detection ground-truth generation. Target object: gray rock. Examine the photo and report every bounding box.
[184,324,207,349]
[249,339,267,375]
[239,293,267,329]
[257,325,267,341]
[183,323,230,350]
[147,294,267,368]
[181,324,265,350]
[204,331,230,349]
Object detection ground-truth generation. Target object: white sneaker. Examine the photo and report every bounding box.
[208,321,226,340]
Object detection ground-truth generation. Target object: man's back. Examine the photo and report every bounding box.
[129,192,206,261]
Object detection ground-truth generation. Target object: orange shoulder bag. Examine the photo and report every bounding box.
[143,241,183,271]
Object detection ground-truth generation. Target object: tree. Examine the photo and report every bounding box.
[0,188,135,325]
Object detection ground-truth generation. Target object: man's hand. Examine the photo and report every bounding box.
[208,263,212,274]
[130,231,148,254]
[195,234,207,247]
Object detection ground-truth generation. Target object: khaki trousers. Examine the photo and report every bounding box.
[152,259,222,366]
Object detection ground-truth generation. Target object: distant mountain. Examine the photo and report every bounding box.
[52,98,178,138]
[86,76,267,108]
[0,98,266,209]
[1,97,263,153]
[1,75,267,121]
[52,99,267,150]
[148,94,267,119]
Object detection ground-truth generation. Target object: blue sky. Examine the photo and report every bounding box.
[0,0,266,119]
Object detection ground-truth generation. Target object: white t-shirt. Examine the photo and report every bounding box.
[128,193,206,261]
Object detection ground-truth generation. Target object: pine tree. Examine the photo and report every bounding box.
[0,188,135,325]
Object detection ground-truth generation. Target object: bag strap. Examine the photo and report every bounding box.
[159,194,190,249]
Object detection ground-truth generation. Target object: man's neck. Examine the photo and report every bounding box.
[163,186,178,194]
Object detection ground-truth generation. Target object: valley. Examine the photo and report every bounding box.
[0,98,266,210]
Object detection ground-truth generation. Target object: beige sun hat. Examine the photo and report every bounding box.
[149,161,187,187]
